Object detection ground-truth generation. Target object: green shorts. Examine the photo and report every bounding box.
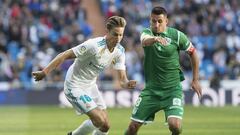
[131,86,183,124]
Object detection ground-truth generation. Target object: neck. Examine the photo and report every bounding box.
[106,40,115,52]
[161,26,167,33]
[153,27,167,34]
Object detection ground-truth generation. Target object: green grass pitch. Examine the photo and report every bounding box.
[0,105,239,135]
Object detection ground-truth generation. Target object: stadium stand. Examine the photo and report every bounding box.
[0,0,239,90]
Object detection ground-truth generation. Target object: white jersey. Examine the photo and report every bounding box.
[65,36,126,87]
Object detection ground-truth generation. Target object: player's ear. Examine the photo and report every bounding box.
[105,28,111,37]
[165,17,168,24]
[149,15,152,24]
[105,28,109,33]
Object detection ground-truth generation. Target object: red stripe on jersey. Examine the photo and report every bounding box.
[187,46,196,55]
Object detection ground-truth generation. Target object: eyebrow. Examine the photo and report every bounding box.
[111,31,122,36]
[152,18,162,21]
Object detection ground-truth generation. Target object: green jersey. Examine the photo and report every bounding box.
[140,27,192,96]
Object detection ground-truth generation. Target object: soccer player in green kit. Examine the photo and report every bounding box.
[125,6,202,135]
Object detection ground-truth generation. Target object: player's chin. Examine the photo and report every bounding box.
[114,41,120,45]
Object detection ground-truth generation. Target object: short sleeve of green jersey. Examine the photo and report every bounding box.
[178,31,191,51]
[140,28,153,43]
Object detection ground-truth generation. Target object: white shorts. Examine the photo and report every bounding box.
[64,83,106,115]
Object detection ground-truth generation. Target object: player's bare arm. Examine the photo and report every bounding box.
[141,36,157,47]
[32,49,76,81]
[188,48,202,99]
[117,70,137,89]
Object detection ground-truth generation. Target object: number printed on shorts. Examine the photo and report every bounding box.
[135,97,142,107]
[79,95,92,103]
[132,97,142,115]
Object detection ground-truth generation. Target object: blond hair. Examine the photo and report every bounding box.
[106,16,126,31]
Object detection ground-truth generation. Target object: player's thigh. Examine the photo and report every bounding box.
[88,109,109,125]
[100,109,110,130]
[101,109,109,123]
[87,108,104,120]
[87,108,106,127]
[131,95,161,124]
[163,89,184,121]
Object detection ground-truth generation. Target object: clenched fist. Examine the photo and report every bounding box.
[32,71,46,81]
[127,80,137,89]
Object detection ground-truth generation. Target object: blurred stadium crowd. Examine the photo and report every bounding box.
[0,0,239,90]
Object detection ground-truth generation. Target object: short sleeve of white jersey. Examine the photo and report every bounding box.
[112,51,126,70]
[72,39,96,60]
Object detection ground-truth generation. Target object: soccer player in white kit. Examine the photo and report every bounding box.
[32,16,137,135]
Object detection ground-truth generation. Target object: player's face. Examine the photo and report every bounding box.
[150,14,168,33]
[107,27,124,46]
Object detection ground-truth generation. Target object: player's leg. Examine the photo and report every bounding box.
[68,108,108,135]
[125,94,159,135]
[124,120,142,135]
[164,84,184,135]
[64,85,101,135]
[91,86,110,135]
[168,117,182,135]
[97,109,110,132]
[70,119,96,135]
[89,109,110,135]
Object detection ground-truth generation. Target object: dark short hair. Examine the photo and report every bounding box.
[151,6,167,16]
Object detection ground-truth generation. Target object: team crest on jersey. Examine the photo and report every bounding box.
[80,46,86,54]
[161,37,171,46]
[156,36,171,46]
[112,59,116,65]
[165,37,171,44]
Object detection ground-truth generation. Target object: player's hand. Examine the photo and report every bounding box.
[32,71,46,81]
[191,80,202,99]
[127,80,137,89]
[155,37,168,45]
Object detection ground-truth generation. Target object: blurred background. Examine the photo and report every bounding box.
[0,0,240,135]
